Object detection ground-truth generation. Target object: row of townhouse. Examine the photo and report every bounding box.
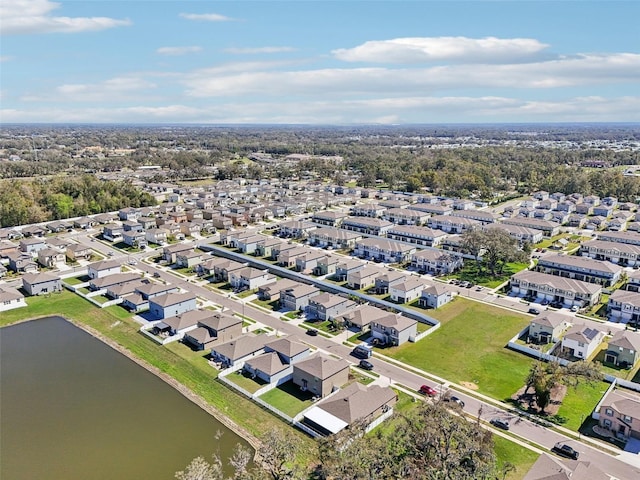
[510,270,602,307]
[580,239,640,267]
[353,237,416,264]
[534,252,624,287]
[386,224,448,247]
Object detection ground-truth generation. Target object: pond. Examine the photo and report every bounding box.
[0,316,251,480]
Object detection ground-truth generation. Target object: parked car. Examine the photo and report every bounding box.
[541,299,550,306]
[475,286,483,291]
[490,418,510,430]
[153,272,161,278]
[352,345,373,359]
[306,328,318,336]
[419,385,437,397]
[528,308,540,315]
[552,442,579,460]
[358,359,374,371]
[570,305,579,312]
[445,395,465,408]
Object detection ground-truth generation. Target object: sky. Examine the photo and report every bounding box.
[1,0,639,124]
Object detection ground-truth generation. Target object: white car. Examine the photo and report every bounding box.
[570,305,579,312]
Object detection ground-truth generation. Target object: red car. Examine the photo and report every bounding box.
[419,385,437,397]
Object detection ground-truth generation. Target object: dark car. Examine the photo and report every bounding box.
[419,385,437,397]
[541,299,550,306]
[358,360,374,371]
[490,418,510,430]
[528,308,540,315]
[552,442,579,460]
[445,395,465,408]
[306,328,318,336]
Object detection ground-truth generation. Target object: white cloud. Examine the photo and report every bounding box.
[181,53,640,98]
[179,12,234,22]
[0,0,131,35]
[332,36,550,64]
[3,95,639,124]
[43,76,157,102]
[223,46,296,55]
[156,46,202,56]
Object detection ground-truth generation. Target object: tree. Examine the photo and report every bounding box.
[524,360,603,414]
[460,227,527,277]
[257,428,304,480]
[175,455,224,480]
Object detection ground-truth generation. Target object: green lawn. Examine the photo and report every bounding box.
[237,289,257,299]
[385,298,532,400]
[555,381,609,431]
[251,298,280,311]
[259,381,315,417]
[227,370,268,394]
[493,436,539,480]
[63,275,90,286]
[445,262,529,288]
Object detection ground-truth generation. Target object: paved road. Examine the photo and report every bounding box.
[60,230,640,479]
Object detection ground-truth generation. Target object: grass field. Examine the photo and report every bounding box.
[555,380,609,430]
[445,262,529,289]
[385,297,532,400]
[493,436,539,480]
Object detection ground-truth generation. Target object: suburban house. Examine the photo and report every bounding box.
[527,312,573,344]
[7,252,38,273]
[228,267,274,291]
[183,311,243,350]
[205,258,247,282]
[278,220,317,238]
[389,276,429,304]
[353,237,416,264]
[346,265,380,290]
[386,225,447,247]
[410,249,463,275]
[135,282,180,300]
[102,224,124,242]
[145,228,169,245]
[306,293,357,321]
[243,336,311,385]
[0,287,27,312]
[88,260,122,279]
[370,313,418,346]
[451,209,497,224]
[236,235,263,255]
[106,279,148,300]
[37,248,66,268]
[311,211,348,227]
[277,246,309,268]
[341,216,394,236]
[374,270,406,294]
[148,292,197,319]
[351,204,386,218]
[280,284,320,311]
[295,251,327,274]
[501,217,561,237]
[560,325,605,359]
[484,223,544,245]
[66,243,92,261]
[597,230,640,246]
[428,215,480,234]
[607,290,640,324]
[162,243,194,264]
[176,251,203,269]
[510,270,602,308]
[255,237,284,258]
[210,333,266,368]
[596,387,640,443]
[334,304,392,331]
[314,255,339,276]
[302,383,397,436]
[19,237,47,255]
[408,203,452,216]
[626,270,640,292]
[89,272,141,291]
[257,278,298,301]
[292,354,350,398]
[22,272,62,296]
[0,240,19,257]
[604,330,640,368]
[580,240,640,267]
[383,207,430,225]
[308,227,362,250]
[419,284,453,309]
[535,253,623,287]
[154,309,213,338]
[522,453,610,480]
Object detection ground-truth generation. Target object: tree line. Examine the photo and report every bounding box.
[0,175,156,227]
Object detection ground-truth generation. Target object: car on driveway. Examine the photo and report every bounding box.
[528,308,540,315]
[358,359,374,370]
[552,442,579,460]
[570,305,579,312]
[541,299,550,306]
[419,385,437,397]
[490,418,510,430]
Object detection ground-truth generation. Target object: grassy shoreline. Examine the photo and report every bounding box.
[0,291,316,464]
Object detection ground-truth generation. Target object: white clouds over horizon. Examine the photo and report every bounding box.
[333,36,551,64]
[157,46,202,56]
[179,12,235,22]
[0,0,130,35]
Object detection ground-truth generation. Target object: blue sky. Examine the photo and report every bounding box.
[1,0,639,124]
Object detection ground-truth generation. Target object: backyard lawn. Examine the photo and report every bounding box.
[555,380,610,431]
[259,380,315,417]
[385,298,533,400]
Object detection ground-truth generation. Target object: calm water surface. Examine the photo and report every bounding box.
[0,316,251,480]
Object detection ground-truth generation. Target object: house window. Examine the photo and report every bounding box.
[605,408,613,416]
[623,415,632,423]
